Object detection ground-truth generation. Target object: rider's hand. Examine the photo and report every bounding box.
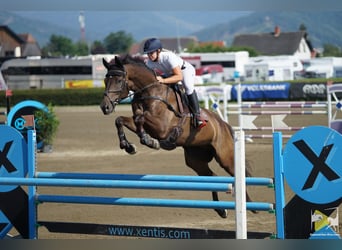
[156,76,164,83]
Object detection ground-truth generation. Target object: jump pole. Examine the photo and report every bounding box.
[234,130,247,239]
[0,126,275,239]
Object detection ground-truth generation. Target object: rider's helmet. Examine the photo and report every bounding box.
[143,38,162,54]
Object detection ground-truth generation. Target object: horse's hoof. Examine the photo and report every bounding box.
[152,140,160,150]
[125,144,137,154]
[215,209,228,218]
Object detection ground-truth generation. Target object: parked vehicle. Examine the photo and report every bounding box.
[244,56,303,81]
[195,64,225,83]
[180,51,249,80]
[302,57,342,79]
[0,55,114,89]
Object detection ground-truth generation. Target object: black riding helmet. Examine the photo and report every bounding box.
[143,38,162,54]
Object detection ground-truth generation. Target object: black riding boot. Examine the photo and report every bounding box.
[187,90,206,128]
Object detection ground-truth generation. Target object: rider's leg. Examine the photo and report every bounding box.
[187,90,206,128]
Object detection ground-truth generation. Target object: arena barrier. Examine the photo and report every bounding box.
[0,126,275,239]
[0,124,341,239]
[202,84,329,140]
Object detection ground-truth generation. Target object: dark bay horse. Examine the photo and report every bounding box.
[100,54,254,218]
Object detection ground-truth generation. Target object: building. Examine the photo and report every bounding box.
[232,26,316,60]
[0,25,41,59]
[18,33,41,57]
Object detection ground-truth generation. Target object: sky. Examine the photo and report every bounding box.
[3,0,342,11]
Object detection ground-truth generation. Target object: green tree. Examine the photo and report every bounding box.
[299,23,307,31]
[323,43,342,57]
[74,41,89,56]
[187,43,259,57]
[228,46,259,57]
[103,30,134,54]
[90,40,107,54]
[42,35,75,57]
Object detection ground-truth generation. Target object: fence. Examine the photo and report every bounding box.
[0,127,276,239]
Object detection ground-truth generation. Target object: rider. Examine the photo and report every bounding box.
[143,38,206,129]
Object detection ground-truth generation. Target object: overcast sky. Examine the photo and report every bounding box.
[3,0,342,11]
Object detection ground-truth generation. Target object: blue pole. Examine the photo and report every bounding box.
[36,172,273,186]
[0,177,232,192]
[273,132,285,239]
[27,129,37,239]
[36,194,273,211]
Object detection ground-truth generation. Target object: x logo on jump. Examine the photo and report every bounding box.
[0,141,16,173]
[293,140,340,190]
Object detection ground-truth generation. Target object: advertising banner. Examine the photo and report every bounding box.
[231,83,290,100]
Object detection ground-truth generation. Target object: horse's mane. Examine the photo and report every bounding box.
[110,54,146,67]
[111,54,156,77]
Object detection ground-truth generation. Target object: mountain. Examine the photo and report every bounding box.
[1,11,342,50]
[1,11,248,46]
[192,11,342,49]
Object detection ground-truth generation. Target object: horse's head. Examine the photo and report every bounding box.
[100,56,130,115]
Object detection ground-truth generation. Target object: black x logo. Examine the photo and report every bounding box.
[293,139,340,190]
[0,141,16,173]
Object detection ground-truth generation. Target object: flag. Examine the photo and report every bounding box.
[22,115,35,128]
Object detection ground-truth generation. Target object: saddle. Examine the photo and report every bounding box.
[159,84,208,150]
[170,84,208,122]
[171,84,189,115]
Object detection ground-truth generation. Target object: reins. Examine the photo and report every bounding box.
[105,64,183,118]
[132,82,183,118]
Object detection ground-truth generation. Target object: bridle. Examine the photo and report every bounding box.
[103,69,129,107]
[103,66,182,117]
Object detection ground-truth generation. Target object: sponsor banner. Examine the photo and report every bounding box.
[289,82,326,100]
[231,82,290,100]
[64,79,105,89]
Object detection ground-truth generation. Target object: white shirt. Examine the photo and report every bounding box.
[146,50,184,78]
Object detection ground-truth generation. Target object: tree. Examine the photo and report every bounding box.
[42,35,75,57]
[323,44,342,57]
[90,40,107,54]
[74,41,89,56]
[187,43,259,57]
[103,30,134,54]
[299,23,307,31]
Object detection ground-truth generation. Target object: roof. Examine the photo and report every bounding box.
[232,31,307,56]
[18,33,37,43]
[0,25,24,44]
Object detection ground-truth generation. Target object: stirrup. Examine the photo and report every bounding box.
[194,116,206,129]
[196,119,206,129]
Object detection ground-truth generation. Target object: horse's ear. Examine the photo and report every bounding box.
[115,56,124,69]
[102,58,110,69]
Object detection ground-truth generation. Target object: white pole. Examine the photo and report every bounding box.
[223,84,228,123]
[234,130,247,239]
[237,83,243,130]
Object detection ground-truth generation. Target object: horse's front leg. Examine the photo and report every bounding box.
[134,114,160,150]
[115,116,137,154]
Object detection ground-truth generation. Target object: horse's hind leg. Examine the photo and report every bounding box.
[184,147,228,219]
[213,141,257,213]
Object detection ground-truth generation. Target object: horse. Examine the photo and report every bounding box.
[100,54,254,218]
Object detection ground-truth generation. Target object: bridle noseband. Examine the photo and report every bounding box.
[103,69,129,107]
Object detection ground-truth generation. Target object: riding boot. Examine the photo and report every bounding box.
[187,90,206,129]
